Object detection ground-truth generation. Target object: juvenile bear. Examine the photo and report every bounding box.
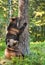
[5,17,27,59]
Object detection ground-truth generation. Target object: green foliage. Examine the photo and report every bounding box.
[29,0,45,41]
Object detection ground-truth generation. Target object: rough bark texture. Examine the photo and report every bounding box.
[18,0,30,55]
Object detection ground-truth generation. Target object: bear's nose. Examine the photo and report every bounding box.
[8,45,11,48]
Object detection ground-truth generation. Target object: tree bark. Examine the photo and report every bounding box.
[18,0,30,55]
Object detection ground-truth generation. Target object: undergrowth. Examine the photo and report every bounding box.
[0,41,45,65]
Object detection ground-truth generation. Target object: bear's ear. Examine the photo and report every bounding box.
[9,17,15,22]
[9,18,12,22]
[9,17,17,23]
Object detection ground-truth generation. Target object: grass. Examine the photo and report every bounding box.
[0,41,6,57]
[30,41,45,65]
[0,41,45,65]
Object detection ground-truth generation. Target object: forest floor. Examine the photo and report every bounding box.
[0,41,45,65]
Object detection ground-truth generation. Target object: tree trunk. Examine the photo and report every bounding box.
[18,0,30,55]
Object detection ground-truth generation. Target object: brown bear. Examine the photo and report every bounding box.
[5,17,27,59]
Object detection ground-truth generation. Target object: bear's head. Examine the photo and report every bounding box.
[9,17,19,26]
[6,17,19,49]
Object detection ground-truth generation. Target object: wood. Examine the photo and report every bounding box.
[18,0,30,55]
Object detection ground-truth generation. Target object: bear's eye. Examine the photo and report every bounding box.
[7,39,10,42]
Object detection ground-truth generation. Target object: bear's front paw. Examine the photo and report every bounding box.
[24,23,27,26]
